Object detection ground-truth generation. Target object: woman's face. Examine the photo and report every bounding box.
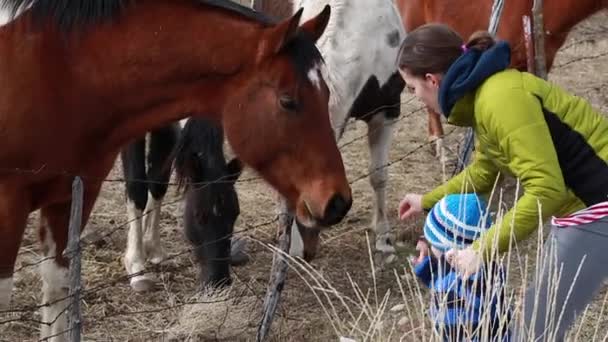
[399,69,442,114]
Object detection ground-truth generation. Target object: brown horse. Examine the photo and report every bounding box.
[396,0,607,159]
[0,0,352,340]
[258,0,407,259]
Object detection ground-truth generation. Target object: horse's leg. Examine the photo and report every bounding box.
[0,185,30,308]
[427,108,445,158]
[367,113,396,253]
[296,222,322,261]
[38,181,101,342]
[143,125,178,264]
[120,139,152,292]
[288,220,304,258]
[274,195,305,258]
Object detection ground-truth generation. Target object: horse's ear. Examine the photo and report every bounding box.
[258,8,303,61]
[225,158,243,183]
[298,4,331,43]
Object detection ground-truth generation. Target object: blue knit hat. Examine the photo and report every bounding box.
[423,193,492,252]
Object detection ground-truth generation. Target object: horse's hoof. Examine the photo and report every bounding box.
[375,238,396,254]
[230,252,250,266]
[130,275,155,292]
[230,238,249,266]
[202,277,232,291]
[147,249,167,265]
[148,255,165,265]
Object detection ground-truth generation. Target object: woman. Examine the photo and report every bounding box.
[396,23,608,341]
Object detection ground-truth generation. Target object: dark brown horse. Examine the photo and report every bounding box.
[0,0,352,340]
[396,0,607,159]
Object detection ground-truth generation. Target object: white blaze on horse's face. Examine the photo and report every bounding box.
[307,62,324,90]
[0,277,13,308]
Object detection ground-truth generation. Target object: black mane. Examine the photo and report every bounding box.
[202,0,274,24]
[0,0,275,31]
[0,0,130,30]
[0,0,324,85]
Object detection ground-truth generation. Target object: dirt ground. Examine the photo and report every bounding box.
[3,10,608,342]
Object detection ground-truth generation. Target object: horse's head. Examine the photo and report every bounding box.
[222,5,352,228]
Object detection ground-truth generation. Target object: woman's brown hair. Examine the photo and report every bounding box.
[397,23,497,77]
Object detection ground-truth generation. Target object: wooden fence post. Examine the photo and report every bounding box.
[256,196,292,342]
[522,15,536,74]
[487,0,506,35]
[532,0,548,79]
[66,176,84,342]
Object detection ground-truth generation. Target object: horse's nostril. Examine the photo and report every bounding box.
[322,194,352,226]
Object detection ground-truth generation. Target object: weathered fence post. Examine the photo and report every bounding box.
[454,0,505,175]
[532,0,548,79]
[66,176,84,342]
[257,196,292,342]
[487,0,506,35]
[522,15,536,74]
[248,2,292,340]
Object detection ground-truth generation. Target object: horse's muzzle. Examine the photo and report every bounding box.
[319,193,352,226]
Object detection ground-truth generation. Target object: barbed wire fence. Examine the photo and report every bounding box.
[1,8,607,342]
[0,95,458,341]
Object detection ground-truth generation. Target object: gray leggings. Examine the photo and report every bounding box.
[516,217,608,341]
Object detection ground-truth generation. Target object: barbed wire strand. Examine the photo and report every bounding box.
[1,122,459,321]
[2,45,606,338]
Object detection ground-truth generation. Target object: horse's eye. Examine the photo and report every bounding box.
[279,95,298,112]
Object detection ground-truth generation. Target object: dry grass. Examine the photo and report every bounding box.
[286,202,608,342]
[2,10,608,342]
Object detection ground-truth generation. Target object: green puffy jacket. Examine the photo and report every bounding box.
[423,64,608,256]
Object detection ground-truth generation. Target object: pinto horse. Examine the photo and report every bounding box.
[0,1,352,340]
[120,123,180,292]
[259,0,406,258]
[120,118,248,292]
[173,118,244,289]
[396,0,608,157]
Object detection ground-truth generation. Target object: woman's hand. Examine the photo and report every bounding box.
[398,194,423,220]
[445,247,483,280]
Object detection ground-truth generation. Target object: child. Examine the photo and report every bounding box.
[411,193,510,341]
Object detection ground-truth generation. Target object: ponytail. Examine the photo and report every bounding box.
[464,31,496,52]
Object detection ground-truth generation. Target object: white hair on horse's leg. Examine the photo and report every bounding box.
[124,199,154,292]
[368,115,396,254]
[38,224,69,342]
[0,277,13,308]
[143,194,166,265]
[289,220,304,258]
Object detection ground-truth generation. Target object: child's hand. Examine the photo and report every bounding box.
[416,239,430,257]
[445,247,482,280]
[398,194,423,220]
[411,237,429,265]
